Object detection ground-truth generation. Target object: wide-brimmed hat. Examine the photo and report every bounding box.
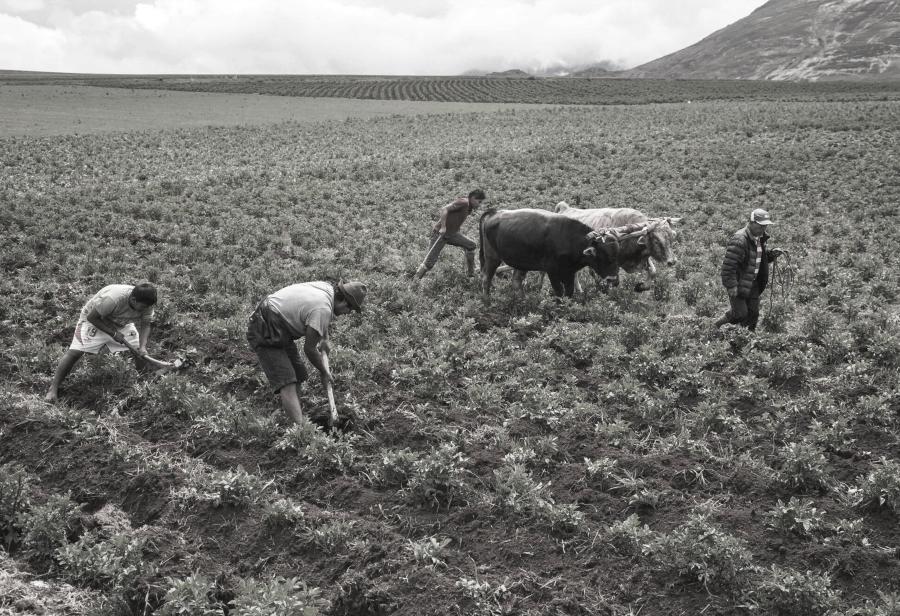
[750,208,774,225]
[338,280,367,312]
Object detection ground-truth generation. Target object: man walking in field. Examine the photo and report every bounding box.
[412,189,486,282]
[45,283,158,402]
[715,208,783,331]
[246,280,367,426]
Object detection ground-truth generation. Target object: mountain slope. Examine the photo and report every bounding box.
[626,0,900,80]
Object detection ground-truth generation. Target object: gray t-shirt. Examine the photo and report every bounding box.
[265,282,334,340]
[78,284,155,329]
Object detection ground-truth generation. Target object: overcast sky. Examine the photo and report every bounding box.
[1,0,768,75]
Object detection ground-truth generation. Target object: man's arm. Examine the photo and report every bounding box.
[303,329,332,383]
[86,308,131,344]
[138,320,152,353]
[720,236,743,296]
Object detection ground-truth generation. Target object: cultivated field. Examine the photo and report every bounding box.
[2,79,900,615]
[0,85,546,137]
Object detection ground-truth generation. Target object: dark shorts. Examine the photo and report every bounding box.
[247,302,309,393]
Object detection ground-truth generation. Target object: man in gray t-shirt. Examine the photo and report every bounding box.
[246,280,367,426]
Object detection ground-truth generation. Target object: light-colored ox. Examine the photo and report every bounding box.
[555,201,681,292]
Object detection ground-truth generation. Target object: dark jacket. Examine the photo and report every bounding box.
[721,226,772,297]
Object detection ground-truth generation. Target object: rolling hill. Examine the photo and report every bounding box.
[625,0,900,80]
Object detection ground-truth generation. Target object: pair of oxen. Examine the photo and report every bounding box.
[479,202,681,299]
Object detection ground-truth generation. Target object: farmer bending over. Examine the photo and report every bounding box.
[45,283,157,402]
[715,208,783,331]
[413,189,486,282]
[246,280,367,425]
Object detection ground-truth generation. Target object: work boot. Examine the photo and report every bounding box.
[464,251,476,278]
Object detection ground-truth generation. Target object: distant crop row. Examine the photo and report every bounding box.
[5,71,900,104]
[82,75,900,104]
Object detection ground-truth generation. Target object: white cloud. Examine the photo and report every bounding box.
[0,0,767,74]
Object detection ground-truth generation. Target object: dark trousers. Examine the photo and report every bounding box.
[721,286,762,330]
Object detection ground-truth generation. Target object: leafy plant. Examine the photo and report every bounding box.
[231,576,326,616]
[583,456,619,489]
[262,497,306,529]
[303,518,358,554]
[274,421,359,476]
[402,444,469,510]
[604,513,654,556]
[851,457,900,514]
[173,466,273,508]
[645,513,754,593]
[21,492,80,563]
[408,536,452,567]
[0,462,32,551]
[749,565,839,616]
[367,448,419,487]
[775,441,831,492]
[57,531,151,590]
[766,497,826,537]
[158,573,222,616]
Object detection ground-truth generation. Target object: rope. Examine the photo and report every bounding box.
[768,250,797,310]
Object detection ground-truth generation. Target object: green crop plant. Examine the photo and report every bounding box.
[231,576,326,616]
[491,463,547,513]
[408,535,452,568]
[173,466,273,508]
[852,457,900,514]
[20,492,80,564]
[766,497,827,537]
[775,441,831,492]
[749,565,840,616]
[274,419,359,477]
[366,447,419,487]
[583,456,619,489]
[158,573,222,616]
[603,513,654,557]
[262,497,307,529]
[303,519,357,554]
[0,462,32,551]
[57,531,152,590]
[402,443,470,510]
[645,513,754,594]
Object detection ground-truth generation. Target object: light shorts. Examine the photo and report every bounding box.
[69,321,139,354]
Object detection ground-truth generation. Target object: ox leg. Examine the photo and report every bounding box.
[634,258,656,292]
[481,258,500,300]
[562,273,577,298]
[547,274,565,297]
[511,270,527,296]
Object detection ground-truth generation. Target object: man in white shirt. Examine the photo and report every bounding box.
[246,280,367,425]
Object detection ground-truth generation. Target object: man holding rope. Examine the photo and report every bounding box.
[715,208,784,331]
[246,280,367,426]
[46,282,158,402]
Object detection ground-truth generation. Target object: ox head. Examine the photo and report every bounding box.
[638,217,681,266]
[583,230,621,286]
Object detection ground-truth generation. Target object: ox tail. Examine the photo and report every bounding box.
[478,208,497,269]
